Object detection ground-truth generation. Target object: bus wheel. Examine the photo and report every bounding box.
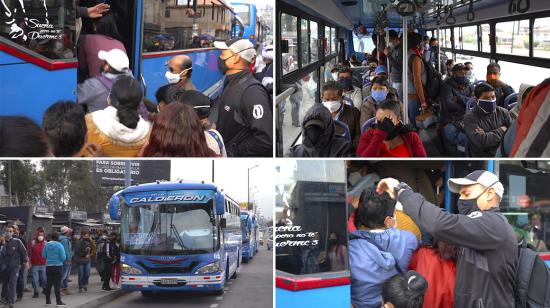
[213,288,224,296]
[141,291,154,297]
[231,264,238,279]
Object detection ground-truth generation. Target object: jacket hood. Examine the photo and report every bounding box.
[301,104,335,149]
[91,106,150,143]
[350,230,399,271]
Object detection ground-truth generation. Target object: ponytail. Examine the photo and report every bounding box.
[381,271,428,308]
[110,76,143,129]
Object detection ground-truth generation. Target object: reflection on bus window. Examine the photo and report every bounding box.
[352,32,374,54]
[301,19,310,65]
[310,20,318,62]
[281,13,298,75]
[0,0,76,59]
[481,24,490,53]
[496,20,529,56]
[534,17,550,59]
[331,27,336,54]
[275,160,348,275]
[233,3,250,26]
[142,0,234,53]
[461,26,477,51]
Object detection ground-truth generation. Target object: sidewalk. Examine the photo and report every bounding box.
[10,272,126,308]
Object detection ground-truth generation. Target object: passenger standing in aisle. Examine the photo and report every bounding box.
[406,33,427,127]
[0,226,27,308]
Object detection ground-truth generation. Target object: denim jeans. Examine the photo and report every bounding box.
[61,262,71,289]
[5,265,20,304]
[289,93,301,126]
[443,124,468,156]
[391,82,403,100]
[407,98,421,128]
[77,262,91,290]
[31,265,47,294]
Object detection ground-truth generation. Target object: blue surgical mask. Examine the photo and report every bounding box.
[339,78,353,90]
[478,99,497,114]
[371,89,388,102]
[453,76,469,85]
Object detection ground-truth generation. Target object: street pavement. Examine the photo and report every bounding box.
[107,246,273,308]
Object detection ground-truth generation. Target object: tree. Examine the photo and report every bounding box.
[0,161,41,206]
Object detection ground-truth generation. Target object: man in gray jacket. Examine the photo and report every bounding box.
[0,226,28,308]
[377,170,517,308]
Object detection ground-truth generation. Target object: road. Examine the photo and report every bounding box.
[107,246,273,308]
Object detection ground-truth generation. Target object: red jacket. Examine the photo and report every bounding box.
[28,234,46,266]
[356,128,427,157]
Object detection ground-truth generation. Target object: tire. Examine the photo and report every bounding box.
[213,288,224,296]
[141,291,154,297]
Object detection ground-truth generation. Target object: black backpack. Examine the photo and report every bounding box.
[515,239,550,308]
[409,54,443,101]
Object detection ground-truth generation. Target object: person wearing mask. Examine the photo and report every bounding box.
[58,227,72,294]
[0,226,27,308]
[43,101,89,157]
[214,39,272,157]
[464,62,477,84]
[78,13,126,80]
[78,49,133,113]
[381,271,428,308]
[384,30,404,99]
[407,33,428,127]
[0,232,6,302]
[28,228,47,298]
[96,231,114,291]
[255,45,274,95]
[165,55,195,91]
[445,59,455,79]
[376,170,517,307]
[349,189,419,308]
[439,64,474,156]
[321,81,361,150]
[74,230,94,293]
[327,232,348,272]
[110,233,121,289]
[12,226,28,301]
[463,82,511,157]
[287,104,352,157]
[42,231,66,307]
[360,76,400,126]
[357,99,427,157]
[486,63,515,108]
[81,76,151,157]
[338,67,363,109]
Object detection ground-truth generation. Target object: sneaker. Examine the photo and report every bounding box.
[46,299,52,305]
[56,301,66,307]
[33,293,39,298]
[83,287,87,292]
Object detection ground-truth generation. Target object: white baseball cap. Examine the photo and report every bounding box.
[98,49,129,72]
[60,226,69,234]
[448,170,504,198]
[214,38,256,63]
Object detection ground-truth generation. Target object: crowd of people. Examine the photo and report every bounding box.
[0,5,273,158]
[0,225,121,308]
[287,29,548,158]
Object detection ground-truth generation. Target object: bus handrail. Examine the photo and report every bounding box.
[275,87,295,105]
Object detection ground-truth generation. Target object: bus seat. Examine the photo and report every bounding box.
[474,80,486,87]
[334,120,351,141]
[361,117,376,134]
[504,93,518,110]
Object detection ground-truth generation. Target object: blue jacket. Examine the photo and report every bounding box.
[42,241,66,266]
[59,235,72,261]
[349,228,419,308]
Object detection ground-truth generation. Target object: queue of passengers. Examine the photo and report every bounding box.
[0,7,273,158]
[288,29,550,158]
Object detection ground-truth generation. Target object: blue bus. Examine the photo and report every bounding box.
[108,180,242,296]
[231,2,267,46]
[240,210,259,262]
[0,0,240,123]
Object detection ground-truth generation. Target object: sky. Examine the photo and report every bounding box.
[171,159,273,219]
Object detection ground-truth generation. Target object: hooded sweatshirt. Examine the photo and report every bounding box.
[349,228,419,308]
[287,104,353,157]
[42,240,66,266]
[28,231,46,266]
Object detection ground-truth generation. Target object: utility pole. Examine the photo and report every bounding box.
[8,161,12,207]
[247,165,259,214]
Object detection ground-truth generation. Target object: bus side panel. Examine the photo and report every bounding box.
[0,58,76,123]
[141,50,223,102]
[276,285,351,308]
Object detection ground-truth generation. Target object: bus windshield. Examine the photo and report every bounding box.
[234,4,251,26]
[241,215,250,243]
[122,202,217,256]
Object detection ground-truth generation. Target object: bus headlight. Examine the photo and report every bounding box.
[194,261,221,275]
[121,263,142,275]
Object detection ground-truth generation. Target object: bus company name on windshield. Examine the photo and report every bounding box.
[129,195,207,203]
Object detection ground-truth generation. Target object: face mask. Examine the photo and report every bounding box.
[331,72,338,81]
[388,42,395,49]
[165,68,190,84]
[478,99,497,114]
[453,76,469,84]
[371,89,388,102]
[322,100,342,113]
[348,171,362,186]
[457,198,480,215]
[303,125,324,147]
[38,236,44,241]
[102,235,108,239]
[218,54,236,75]
[338,78,353,90]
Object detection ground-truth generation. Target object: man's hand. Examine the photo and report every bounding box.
[474,127,485,135]
[376,178,400,200]
[87,3,110,18]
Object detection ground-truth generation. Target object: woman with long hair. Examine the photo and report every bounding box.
[141,103,216,157]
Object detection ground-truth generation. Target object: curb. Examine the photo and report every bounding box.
[75,289,129,308]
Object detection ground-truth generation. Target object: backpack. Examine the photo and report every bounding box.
[409,54,443,101]
[515,239,550,308]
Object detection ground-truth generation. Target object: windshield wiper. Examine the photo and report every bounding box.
[170,214,187,252]
[144,211,159,255]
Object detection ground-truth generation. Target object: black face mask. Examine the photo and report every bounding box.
[303,125,324,147]
[457,198,480,215]
[218,54,236,75]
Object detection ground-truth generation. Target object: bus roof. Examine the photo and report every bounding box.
[120,181,218,194]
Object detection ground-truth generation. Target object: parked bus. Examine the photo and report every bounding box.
[0,0,241,123]
[275,159,550,307]
[275,0,550,158]
[240,210,260,262]
[108,180,242,296]
[231,2,268,45]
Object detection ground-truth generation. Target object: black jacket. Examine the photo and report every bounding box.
[217,71,273,157]
[398,188,517,308]
[439,78,474,125]
[1,237,27,268]
[463,105,512,157]
[287,104,353,157]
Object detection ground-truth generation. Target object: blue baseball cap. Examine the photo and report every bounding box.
[375,65,388,75]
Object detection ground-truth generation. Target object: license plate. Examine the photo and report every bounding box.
[160,278,178,285]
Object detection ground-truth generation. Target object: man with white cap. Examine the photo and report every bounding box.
[58,226,73,294]
[213,38,272,157]
[376,170,517,308]
[77,49,132,113]
[255,45,273,94]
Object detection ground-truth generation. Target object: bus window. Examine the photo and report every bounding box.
[300,19,310,65]
[233,4,250,26]
[445,28,452,48]
[461,25,478,51]
[481,24,491,53]
[310,20,318,62]
[281,13,298,75]
[352,32,374,54]
[498,161,550,252]
[0,0,76,60]
[493,60,549,90]
[453,28,460,50]
[496,19,529,57]
[331,27,336,54]
[275,160,347,275]
[534,17,550,59]
[324,26,330,56]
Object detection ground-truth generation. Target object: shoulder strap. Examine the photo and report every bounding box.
[207,130,224,153]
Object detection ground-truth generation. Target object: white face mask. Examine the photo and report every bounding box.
[38,235,44,241]
[331,72,338,81]
[322,100,342,113]
[165,68,191,84]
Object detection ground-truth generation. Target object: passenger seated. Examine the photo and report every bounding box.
[439,64,474,155]
[287,104,352,157]
[357,99,427,158]
[498,83,534,157]
[338,67,363,109]
[465,62,477,84]
[486,63,515,108]
[381,271,428,308]
[321,81,361,150]
[349,189,419,308]
[463,82,511,157]
[444,59,455,79]
[360,76,400,126]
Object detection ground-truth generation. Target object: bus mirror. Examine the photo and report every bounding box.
[220,218,227,229]
[281,40,289,54]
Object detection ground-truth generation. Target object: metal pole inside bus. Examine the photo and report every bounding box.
[386,27,391,83]
[402,17,409,124]
[437,25,441,75]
